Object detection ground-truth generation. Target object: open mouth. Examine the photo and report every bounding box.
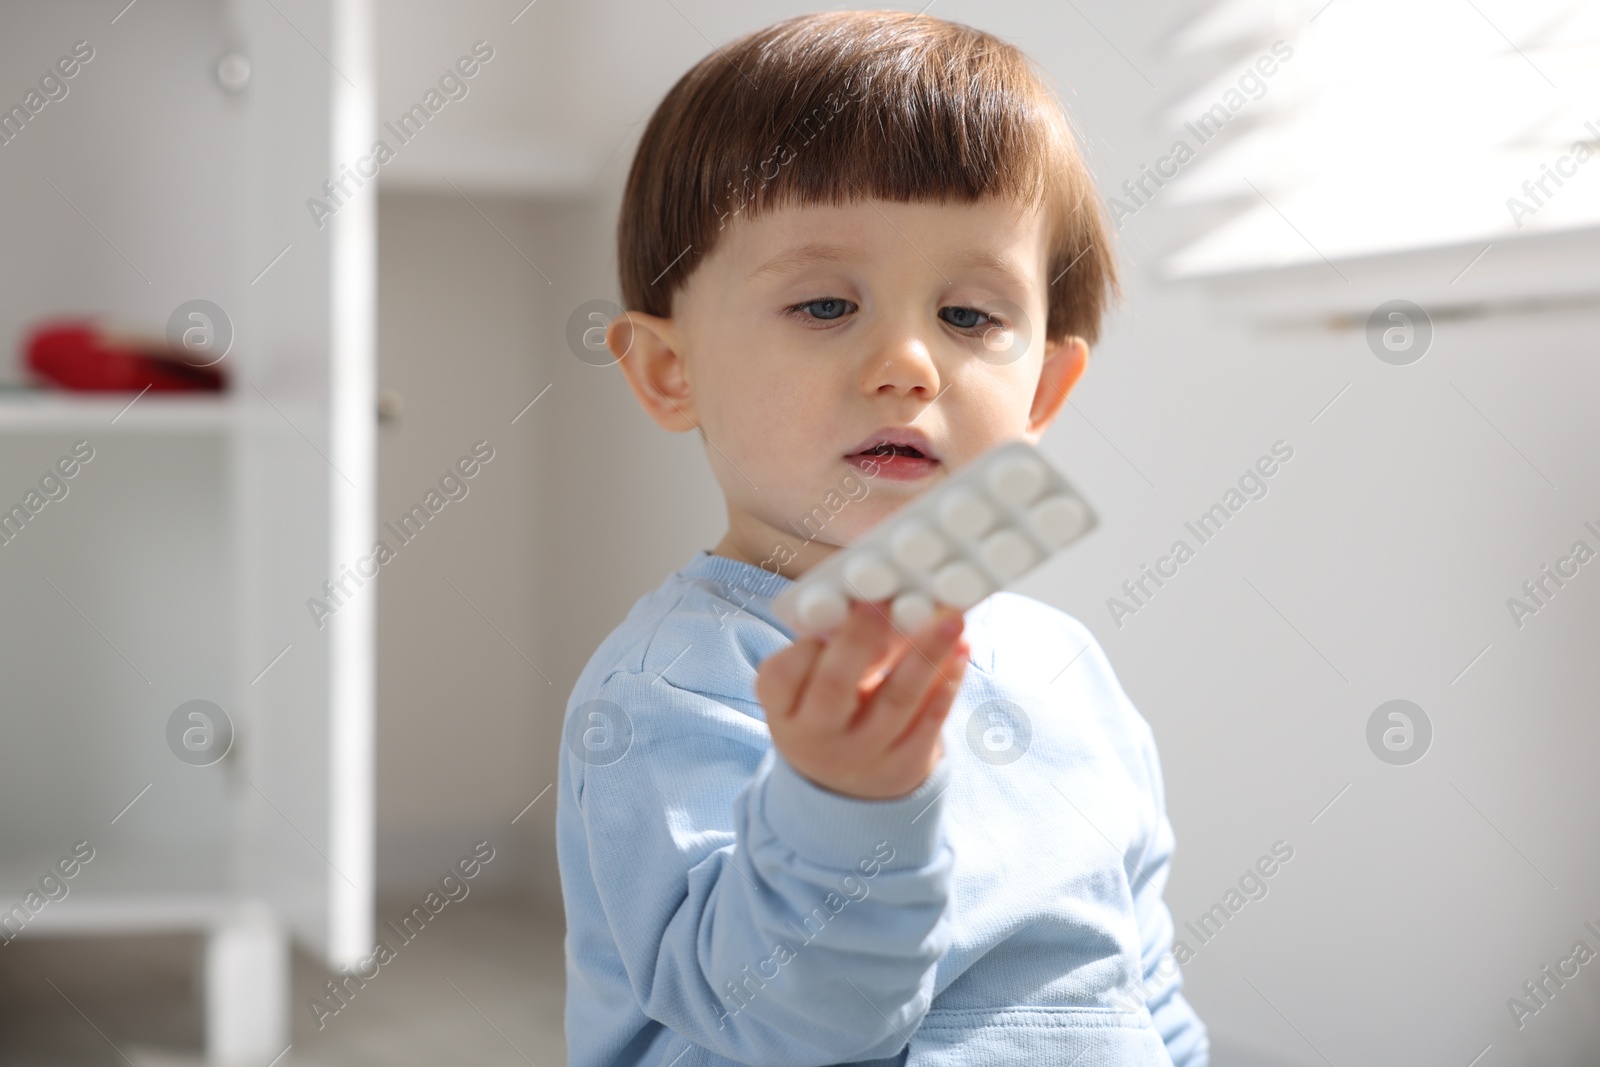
[846,441,940,480]
[853,443,930,460]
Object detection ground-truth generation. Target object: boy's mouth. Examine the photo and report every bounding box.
[844,429,941,480]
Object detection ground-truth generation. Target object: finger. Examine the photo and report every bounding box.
[791,600,895,729]
[858,596,914,649]
[849,598,913,686]
[755,636,824,719]
[888,640,969,752]
[884,641,968,759]
[855,609,964,735]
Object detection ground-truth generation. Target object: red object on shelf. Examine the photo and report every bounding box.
[24,319,227,392]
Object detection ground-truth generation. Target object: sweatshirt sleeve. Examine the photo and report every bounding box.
[569,667,956,1067]
[1129,723,1210,1067]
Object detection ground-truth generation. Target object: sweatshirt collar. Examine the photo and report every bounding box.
[681,549,796,602]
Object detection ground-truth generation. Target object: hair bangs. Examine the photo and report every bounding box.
[618,10,1117,344]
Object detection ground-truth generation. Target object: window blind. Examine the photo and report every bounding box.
[1157,0,1600,280]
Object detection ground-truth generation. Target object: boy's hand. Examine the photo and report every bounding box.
[756,601,971,800]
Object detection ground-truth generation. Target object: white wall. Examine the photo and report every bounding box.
[374,190,551,904]
[373,186,725,909]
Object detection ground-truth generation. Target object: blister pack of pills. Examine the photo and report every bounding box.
[772,438,1098,635]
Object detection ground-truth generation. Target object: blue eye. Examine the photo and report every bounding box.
[786,298,853,323]
[940,306,989,331]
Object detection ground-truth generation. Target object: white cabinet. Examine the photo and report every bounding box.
[0,1,374,1059]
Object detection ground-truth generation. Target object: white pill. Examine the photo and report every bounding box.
[844,551,900,600]
[889,519,949,572]
[985,452,1046,506]
[979,528,1038,581]
[796,583,849,631]
[890,590,936,633]
[932,560,992,609]
[1027,494,1089,547]
[938,487,995,540]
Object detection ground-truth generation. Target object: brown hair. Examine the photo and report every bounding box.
[616,10,1119,345]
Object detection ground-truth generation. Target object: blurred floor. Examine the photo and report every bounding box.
[0,897,566,1066]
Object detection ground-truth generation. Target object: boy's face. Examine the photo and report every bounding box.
[611,195,1089,579]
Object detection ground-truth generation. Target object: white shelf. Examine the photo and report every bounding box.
[0,2,374,1054]
[0,844,234,937]
[0,392,235,434]
[6,893,240,938]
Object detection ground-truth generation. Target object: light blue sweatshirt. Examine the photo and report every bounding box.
[557,549,1209,1067]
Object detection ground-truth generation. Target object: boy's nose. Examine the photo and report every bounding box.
[861,335,941,399]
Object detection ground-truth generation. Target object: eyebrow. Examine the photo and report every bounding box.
[748,241,1034,295]
[747,242,856,280]
[950,248,1035,296]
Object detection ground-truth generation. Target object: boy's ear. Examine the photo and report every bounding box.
[1023,335,1089,442]
[608,310,698,433]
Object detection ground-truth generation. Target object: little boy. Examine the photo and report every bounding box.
[557,11,1208,1066]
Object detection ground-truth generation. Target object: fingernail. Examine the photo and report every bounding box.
[937,614,962,638]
